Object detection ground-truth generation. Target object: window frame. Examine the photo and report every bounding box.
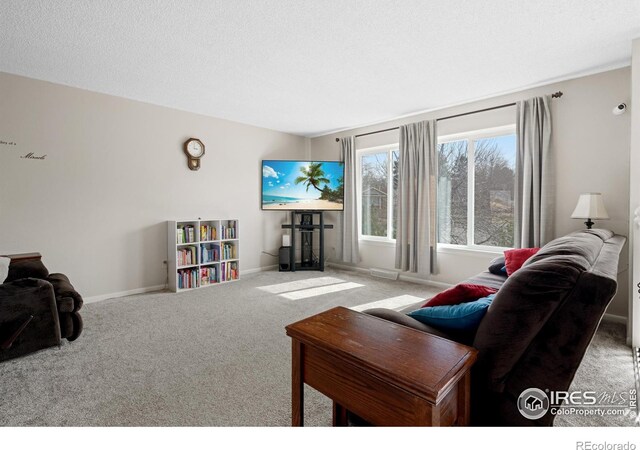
[437,124,517,254]
[356,143,399,244]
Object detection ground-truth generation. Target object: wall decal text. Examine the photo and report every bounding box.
[21,152,46,160]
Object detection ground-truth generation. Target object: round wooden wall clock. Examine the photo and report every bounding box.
[184,138,205,171]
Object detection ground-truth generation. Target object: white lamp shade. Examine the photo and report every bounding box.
[571,193,609,219]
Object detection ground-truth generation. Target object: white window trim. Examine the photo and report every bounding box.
[438,124,517,252]
[438,124,516,143]
[438,243,509,256]
[356,144,399,243]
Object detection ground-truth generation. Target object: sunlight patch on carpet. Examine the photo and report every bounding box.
[256,276,346,294]
[350,295,424,312]
[279,282,364,300]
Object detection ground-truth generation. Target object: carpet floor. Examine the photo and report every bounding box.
[0,268,636,426]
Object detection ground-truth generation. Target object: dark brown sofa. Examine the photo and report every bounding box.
[0,257,83,362]
[364,229,626,426]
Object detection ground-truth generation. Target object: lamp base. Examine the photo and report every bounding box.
[584,219,594,229]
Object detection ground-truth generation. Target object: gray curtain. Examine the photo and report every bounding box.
[340,136,360,264]
[395,120,437,274]
[515,95,554,248]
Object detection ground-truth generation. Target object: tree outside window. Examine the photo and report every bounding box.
[438,130,516,249]
[360,148,399,240]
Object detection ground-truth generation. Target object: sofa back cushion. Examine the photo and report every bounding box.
[5,260,49,283]
[472,229,623,397]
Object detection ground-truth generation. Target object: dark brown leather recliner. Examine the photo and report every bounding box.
[0,256,83,362]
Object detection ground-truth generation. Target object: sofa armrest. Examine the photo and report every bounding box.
[47,273,83,312]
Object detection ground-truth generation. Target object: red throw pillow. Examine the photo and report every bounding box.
[422,283,498,307]
[503,247,540,276]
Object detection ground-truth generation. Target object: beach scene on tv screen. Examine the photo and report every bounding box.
[262,160,344,210]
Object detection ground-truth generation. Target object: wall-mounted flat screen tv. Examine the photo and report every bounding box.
[262,160,344,211]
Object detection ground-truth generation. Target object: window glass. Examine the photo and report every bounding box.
[361,152,388,237]
[473,135,516,247]
[438,140,468,245]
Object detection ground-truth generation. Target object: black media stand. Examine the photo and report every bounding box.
[281,211,333,271]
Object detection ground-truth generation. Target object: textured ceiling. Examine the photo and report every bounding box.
[1,1,639,137]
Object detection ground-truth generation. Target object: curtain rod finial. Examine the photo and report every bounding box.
[552,91,563,98]
[335,138,340,142]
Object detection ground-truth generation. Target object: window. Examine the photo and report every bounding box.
[357,127,515,248]
[438,126,516,250]
[358,146,399,241]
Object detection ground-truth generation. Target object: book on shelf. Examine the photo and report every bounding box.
[200,224,217,241]
[177,226,185,244]
[188,225,195,243]
[220,261,238,282]
[177,225,196,244]
[200,244,220,263]
[200,266,218,285]
[221,222,237,240]
[221,242,236,260]
[229,261,238,280]
[177,267,199,289]
[177,246,198,266]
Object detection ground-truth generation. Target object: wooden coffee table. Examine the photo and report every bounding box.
[285,306,478,426]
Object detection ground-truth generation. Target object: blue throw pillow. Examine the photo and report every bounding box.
[407,294,496,331]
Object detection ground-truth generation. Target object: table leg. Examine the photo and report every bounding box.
[292,340,304,426]
[456,371,471,426]
[332,401,348,426]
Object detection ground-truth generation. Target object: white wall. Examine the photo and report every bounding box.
[312,68,631,317]
[0,72,306,299]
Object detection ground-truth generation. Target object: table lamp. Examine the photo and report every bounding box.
[571,193,609,229]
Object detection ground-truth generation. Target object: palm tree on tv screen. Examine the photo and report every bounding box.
[294,162,330,192]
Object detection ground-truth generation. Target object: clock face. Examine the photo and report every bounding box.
[186,139,204,158]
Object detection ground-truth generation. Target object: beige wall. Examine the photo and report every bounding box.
[0,72,306,300]
[630,39,640,345]
[311,67,631,318]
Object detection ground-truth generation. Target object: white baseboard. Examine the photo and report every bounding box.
[82,264,278,303]
[329,262,453,290]
[602,313,628,325]
[83,284,167,304]
[398,273,453,290]
[83,265,279,304]
[327,262,368,274]
[243,264,278,274]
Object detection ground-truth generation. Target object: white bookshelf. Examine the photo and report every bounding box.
[167,219,239,292]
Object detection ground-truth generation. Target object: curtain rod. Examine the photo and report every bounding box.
[335,91,563,142]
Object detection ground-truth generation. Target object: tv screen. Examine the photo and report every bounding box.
[262,160,344,211]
